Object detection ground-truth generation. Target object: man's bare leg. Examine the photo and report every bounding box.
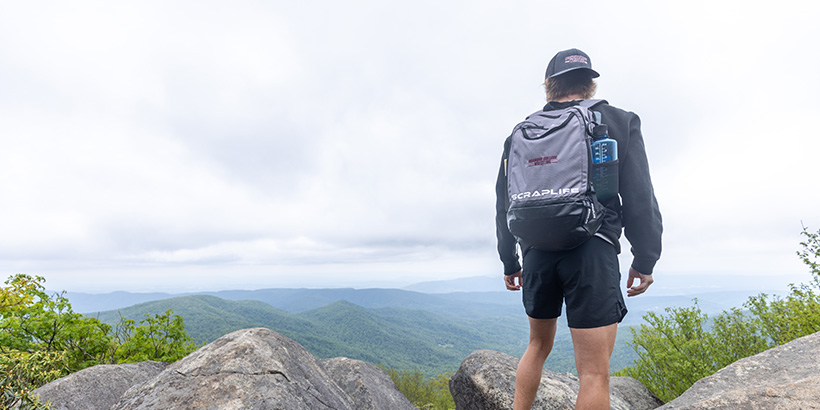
[513,317,558,410]
[570,323,618,410]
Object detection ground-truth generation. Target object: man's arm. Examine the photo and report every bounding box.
[496,137,521,276]
[619,113,663,276]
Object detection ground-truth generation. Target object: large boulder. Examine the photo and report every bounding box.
[449,349,662,410]
[657,331,820,409]
[111,328,354,410]
[31,361,168,410]
[319,357,418,410]
[29,328,417,410]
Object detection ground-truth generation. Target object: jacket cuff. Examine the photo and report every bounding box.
[631,257,656,275]
[503,260,522,276]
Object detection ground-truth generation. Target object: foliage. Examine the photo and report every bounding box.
[744,226,820,345]
[615,303,713,401]
[111,310,199,363]
[616,227,820,402]
[380,365,455,410]
[0,349,66,410]
[0,274,198,409]
[1,275,112,370]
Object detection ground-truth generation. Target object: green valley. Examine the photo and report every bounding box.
[87,293,638,377]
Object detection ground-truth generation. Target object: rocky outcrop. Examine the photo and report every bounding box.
[109,328,399,409]
[450,331,820,410]
[31,361,167,410]
[34,328,416,410]
[657,331,820,409]
[35,325,819,410]
[320,357,418,410]
[449,349,662,410]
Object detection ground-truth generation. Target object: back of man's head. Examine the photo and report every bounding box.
[544,48,599,102]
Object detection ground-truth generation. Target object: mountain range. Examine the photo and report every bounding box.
[87,294,531,376]
[70,286,763,325]
[69,277,777,377]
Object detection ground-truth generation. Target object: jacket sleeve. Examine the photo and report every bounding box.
[619,113,663,274]
[495,137,521,275]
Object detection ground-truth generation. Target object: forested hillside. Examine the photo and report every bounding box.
[90,295,528,376]
[88,294,641,376]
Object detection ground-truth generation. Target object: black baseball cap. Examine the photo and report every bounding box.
[545,48,600,79]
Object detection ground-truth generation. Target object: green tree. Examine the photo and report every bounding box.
[0,275,111,371]
[616,227,820,402]
[744,227,820,344]
[1,274,199,409]
[113,310,198,363]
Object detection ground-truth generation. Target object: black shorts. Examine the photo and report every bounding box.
[521,236,627,328]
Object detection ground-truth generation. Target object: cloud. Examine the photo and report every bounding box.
[1,0,819,291]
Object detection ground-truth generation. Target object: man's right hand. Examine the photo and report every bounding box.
[505,270,523,291]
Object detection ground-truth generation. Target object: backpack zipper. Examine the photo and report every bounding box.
[520,113,576,140]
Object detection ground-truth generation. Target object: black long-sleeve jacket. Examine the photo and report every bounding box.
[495,100,663,275]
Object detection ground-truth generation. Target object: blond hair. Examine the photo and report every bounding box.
[544,70,597,101]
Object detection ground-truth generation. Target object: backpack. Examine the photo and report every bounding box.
[505,99,607,251]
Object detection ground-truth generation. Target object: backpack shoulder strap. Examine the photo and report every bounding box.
[578,99,607,124]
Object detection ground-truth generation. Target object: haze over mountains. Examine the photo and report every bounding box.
[66,274,777,324]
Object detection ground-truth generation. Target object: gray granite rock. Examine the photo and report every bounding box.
[31,361,167,410]
[111,328,353,410]
[319,357,418,410]
[449,349,662,410]
[658,331,820,410]
[610,376,665,410]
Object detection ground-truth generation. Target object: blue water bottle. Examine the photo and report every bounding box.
[590,124,618,201]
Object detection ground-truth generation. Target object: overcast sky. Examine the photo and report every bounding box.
[2,1,818,293]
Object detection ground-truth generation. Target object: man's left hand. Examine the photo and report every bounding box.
[626,267,653,297]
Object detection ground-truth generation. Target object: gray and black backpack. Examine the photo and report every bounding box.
[505,99,607,251]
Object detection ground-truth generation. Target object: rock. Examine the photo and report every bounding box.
[657,331,820,409]
[610,376,665,410]
[449,350,573,410]
[31,361,168,410]
[449,349,662,410]
[319,357,418,410]
[111,328,353,410]
[29,328,420,410]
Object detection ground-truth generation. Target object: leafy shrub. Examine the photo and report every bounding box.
[380,365,455,410]
[0,349,67,410]
[0,275,199,409]
[616,226,820,402]
[110,310,199,363]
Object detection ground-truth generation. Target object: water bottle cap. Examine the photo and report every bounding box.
[593,124,608,139]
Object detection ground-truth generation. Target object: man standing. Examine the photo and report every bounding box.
[495,48,662,410]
